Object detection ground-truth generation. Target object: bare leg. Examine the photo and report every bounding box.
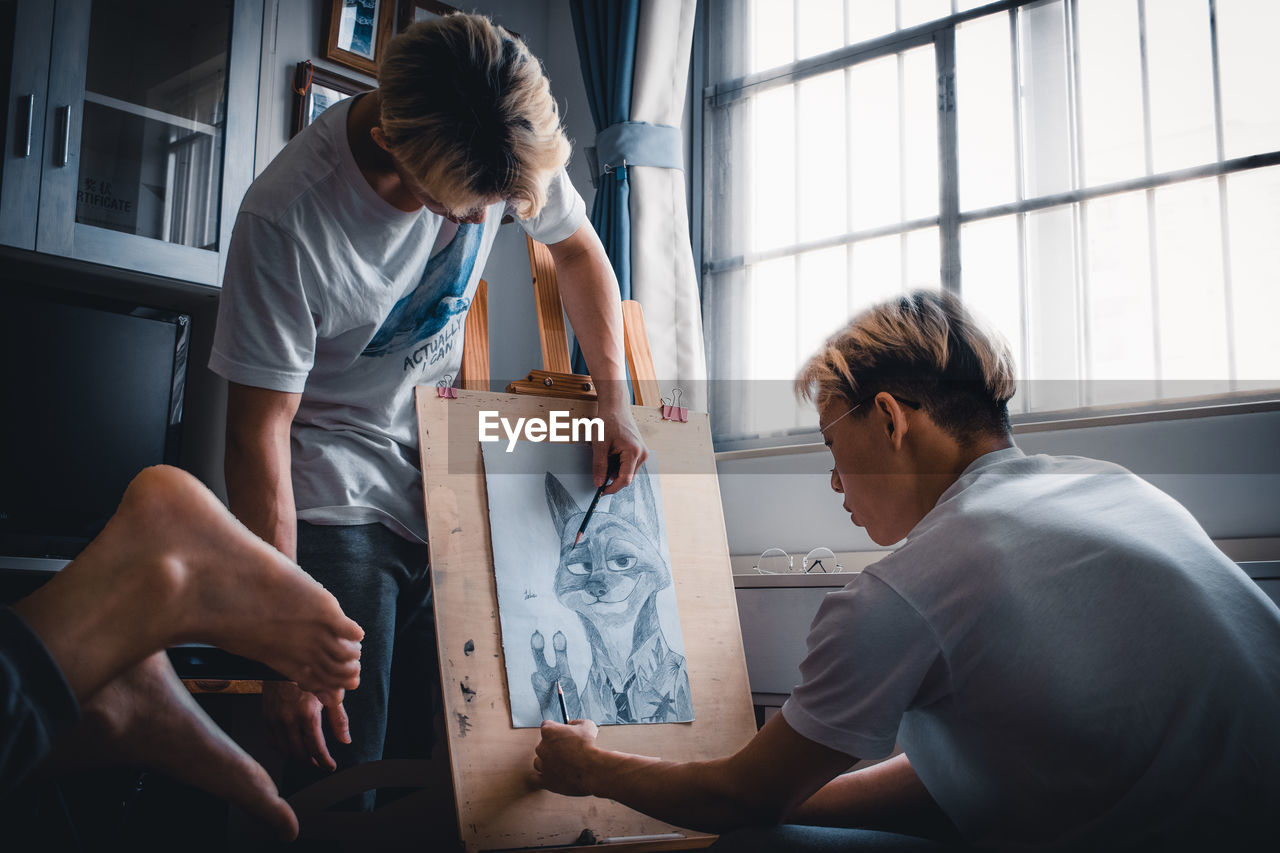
[40,653,299,842]
[12,465,363,706]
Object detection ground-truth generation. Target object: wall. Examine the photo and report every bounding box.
[718,409,1280,557]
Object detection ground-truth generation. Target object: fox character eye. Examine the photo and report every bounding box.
[565,562,589,575]
[606,556,637,572]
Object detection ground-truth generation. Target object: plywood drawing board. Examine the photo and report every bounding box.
[416,389,757,852]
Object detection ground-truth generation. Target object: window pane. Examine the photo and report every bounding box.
[902,45,939,220]
[957,12,1016,210]
[849,56,900,230]
[746,256,802,434]
[1217,0,1280,159]
[748,256,799,381]
[798,246,851,361]
[1076,0,1145,185]
[1025,205,1081,411]
[797,0,843,60]
[749,86,797,252]
[851,233,903,306]
[1225,166,1280,384]
[703,268,749,440]
[960,215,1025,410]
[750,0,795,72]
[1153,179,1228,384]
[848,0,895,45]
[905,227,941,291]
[703,269,750,381]
[1083,191,1156,406]
[798,71,848,242]
[1018,0,1072,198]
[898,0,951,31]
[1146,0,1216,172]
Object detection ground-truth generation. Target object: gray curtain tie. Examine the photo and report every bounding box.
[585,121,683,187]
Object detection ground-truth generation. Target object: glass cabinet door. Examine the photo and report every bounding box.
[0,0,54,249]
[34,0,260,286]
[75,0,232,249]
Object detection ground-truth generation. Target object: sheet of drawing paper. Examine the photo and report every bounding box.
[481,441,694,728]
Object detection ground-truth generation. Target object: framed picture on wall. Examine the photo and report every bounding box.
[292,61,372,138]
[324,0,396,75]
[397,0,460,32]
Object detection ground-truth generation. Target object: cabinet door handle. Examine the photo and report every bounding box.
[55,104,71,167]
[15,94,34,158]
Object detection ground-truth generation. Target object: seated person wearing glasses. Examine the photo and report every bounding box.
[532,290,1280,851]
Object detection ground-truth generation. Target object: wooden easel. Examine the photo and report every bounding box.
[409,239,753,852]
[462,236,663,407]
[287,241,754,851]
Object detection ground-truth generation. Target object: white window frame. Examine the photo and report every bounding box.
[697,0,1280,452]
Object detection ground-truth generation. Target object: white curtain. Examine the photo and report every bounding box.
[627,0,706,400]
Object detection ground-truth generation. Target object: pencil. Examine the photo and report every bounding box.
[573,484,606,546]
[555,681,569,723]
[573,456,621,546]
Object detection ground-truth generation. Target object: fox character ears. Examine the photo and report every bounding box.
[543,466,661,539]
[544,471,581,531]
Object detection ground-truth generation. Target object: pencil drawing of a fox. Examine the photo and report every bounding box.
[539,466,693,724]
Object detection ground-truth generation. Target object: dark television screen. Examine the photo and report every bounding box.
[0,284,189,561]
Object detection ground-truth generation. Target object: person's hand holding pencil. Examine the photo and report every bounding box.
[556,681,570,723]
[533,715,602,797]
[592,402,646,496]
[574,455,621,546]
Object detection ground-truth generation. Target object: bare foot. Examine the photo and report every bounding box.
[42,653,299,841]
[17,466,362,705]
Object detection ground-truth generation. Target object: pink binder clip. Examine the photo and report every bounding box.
[436,385,458,399]
[661,388,688,423]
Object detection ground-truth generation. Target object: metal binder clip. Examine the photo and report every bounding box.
[661,387,688,422]
[436,385,458,399]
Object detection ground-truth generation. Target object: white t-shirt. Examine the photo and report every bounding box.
[210,96,586,541]
[782,447,1280,849]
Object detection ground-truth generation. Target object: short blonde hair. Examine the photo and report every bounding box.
[796,290,1017,441]
[378,13,571,220]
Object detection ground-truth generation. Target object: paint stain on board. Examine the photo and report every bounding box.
[455,711,472,737]
[460,679,477,703]
[463,639,475,656]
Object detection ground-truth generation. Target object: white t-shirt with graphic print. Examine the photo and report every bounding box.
[210,95,586,542]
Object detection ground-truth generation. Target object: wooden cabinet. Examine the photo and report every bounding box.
[0,0,262,287]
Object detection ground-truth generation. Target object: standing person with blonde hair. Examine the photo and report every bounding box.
[533,290,1280,850]
[210,14,646,805]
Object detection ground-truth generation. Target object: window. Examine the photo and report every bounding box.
[701,0,1280,448]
